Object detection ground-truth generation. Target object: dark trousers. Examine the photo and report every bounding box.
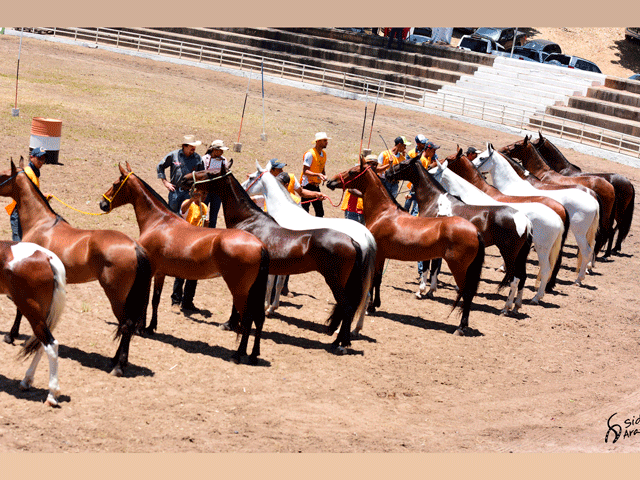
[169,189,198,306]
[301,184,324,217]
[10,209,22,241]
[387,28,404,50]
[206,192,222,228]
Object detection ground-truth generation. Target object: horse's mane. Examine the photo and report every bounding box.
[535,136,583,172]
[135,175,182,219]
[227,171,274,216]
[18,169,68,224]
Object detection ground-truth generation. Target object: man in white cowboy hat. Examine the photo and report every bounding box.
[157,134,205,311]
[300,132,330,217]
[202,139,231,229]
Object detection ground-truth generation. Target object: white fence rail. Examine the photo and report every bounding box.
[46,27,640,159]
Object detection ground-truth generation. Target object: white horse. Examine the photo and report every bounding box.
[242,161,378,336]
[429,160,564,306]
[473,144,599,286]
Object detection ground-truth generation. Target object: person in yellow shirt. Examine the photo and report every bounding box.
[6,147,51,241]
[270,159,327,205]
[341,154,376,224]
[301,132,330,217]
[176,189,209,313]
[376,136,410,199]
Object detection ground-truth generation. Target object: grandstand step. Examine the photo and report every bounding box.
[587,86,640,109]
[544,105,640,137]
[568,96,640,122]
[605,76,640,95]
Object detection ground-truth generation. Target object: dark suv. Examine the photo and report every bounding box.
[544,53,602,74]
[473,27,527,50]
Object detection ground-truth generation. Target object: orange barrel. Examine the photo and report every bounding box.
[30,117,63,164]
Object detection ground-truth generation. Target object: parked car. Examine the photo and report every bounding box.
[630,74,640,81]
[473,27,527,50]
[543,53,602,73]
[503,46,550,63]
[406,34,432,45]
[625,27,640,43]
[458,34,505,54]
[521,39,562,56]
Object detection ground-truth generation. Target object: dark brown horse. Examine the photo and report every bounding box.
[99,163,270,365]
[384,154,532,314]
[180,165,367,352]
[532,132,635,256]
[0,159,152,377]
[326,158,485,336]
[501,135,615,258]
[445,149,570,293]
[0,241,66,406]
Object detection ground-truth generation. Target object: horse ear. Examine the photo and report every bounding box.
[487,143,494,153]
[125,161,132,172]
[255,160,263,172]
[10,158,17,176]
[442,160,449,170]
[359,154,365,168]
[19,156,24,169]
[456,148,463,159]
[524,135,530,145]
[119,163,127,176]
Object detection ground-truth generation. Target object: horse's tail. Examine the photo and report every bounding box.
[22,252,67,357]
[514,226,533,293]
[452,232,485,318]
[546,206,570,292]
[497,220,531,292]
[326,239,365,335]
[587,205,600,253]
[593,191,607,255]
[118,244,153,338]
[239,247,270,338]
[351,238,377,334]
[615,182,635,247]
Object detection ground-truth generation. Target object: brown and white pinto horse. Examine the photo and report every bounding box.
[99,163,270,365]
[501,135,615,258]
[0,159,152,377]
[180,165,367,352]
[532,132,635,257]
[326,158,485,336]
[384,153,532,314]
[1,241,66,406]
[445,149,570,293]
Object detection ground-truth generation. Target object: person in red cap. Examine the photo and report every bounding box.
[6,147,51,241]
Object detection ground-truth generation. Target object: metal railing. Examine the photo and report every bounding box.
[46,27,640,159]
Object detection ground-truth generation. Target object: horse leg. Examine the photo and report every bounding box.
[3,309,22,344]
[501,277,519,315]
[146,272,165,335]
[264,274,276,315]
[367,265,384,314]
[21,340,61,407]
[428,259,442,298]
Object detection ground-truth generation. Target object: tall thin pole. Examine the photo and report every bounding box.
[367,81,383,149]
[261,60,266,140]
[358,84,369,157]
[14,28,24,111]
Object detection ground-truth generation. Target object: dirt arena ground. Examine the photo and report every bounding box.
[1,34,639,453]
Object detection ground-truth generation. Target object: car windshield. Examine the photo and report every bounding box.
[474,28,500,41]
[460,37,489,52]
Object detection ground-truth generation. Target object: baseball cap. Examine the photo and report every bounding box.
[270,159,287,169]
[466,146,480,155]
[415,134,428,145]
[394,136,411,146]
[30,147,47,158]
[425,141,440,150]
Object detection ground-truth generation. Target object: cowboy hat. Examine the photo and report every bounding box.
[209,139,229,151]
[181,135,202,147]
[314,132,331,143]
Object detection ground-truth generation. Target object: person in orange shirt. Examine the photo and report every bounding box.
[300,132,330,217]
[6,147,51,241]
[340,154,376,224]
[376,136,410,199]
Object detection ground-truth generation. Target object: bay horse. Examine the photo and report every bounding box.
[445,149,570,295]
[473,145,599,286]
[0,159,152,377]
[241,161,377,337]
[1,241,66,406]
[533,132,635,257]
[501,135,615,259]
[180,164,366,352]
[326,158,485,336]
[99,163,269,365]
[384,154,533,314]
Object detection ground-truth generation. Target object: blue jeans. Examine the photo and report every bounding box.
[345,210,365,224]
[206,192,222,228]
[381,178,399,200]
[168,189,197,306]
[10,208,22,241]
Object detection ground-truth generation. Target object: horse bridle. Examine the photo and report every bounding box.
[102,171,134,212]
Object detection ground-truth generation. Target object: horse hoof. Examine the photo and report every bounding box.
[3,334,14,345]
[331,345,346,355]
[230,355,241,365]
[45,395,59,407]
[220,322,232,331]
[426,291,435,299]
[453,328,465,337]
[415,292,423,299]
[19,380,31,391]
[110,366,124,377]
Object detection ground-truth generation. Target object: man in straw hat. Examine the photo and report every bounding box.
[300,132,330,217]
[157,134,205,311]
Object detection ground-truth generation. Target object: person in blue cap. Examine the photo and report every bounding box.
[6,147,51,241]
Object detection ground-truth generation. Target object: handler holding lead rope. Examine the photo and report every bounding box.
[300,132,330,217]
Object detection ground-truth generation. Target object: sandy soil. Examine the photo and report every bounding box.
[0,34,639,453]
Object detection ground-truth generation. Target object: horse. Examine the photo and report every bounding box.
[473,145,599,286]
[180,163,367,352]
[241,161,377,337]
[326,158,485,336]
[99,163,269,365]
[445,149,570,295]
[532,132,635,257]
[1,241,66,406]
[384,154,533,314]
[501,135,615,259]
[0,159,152,377]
